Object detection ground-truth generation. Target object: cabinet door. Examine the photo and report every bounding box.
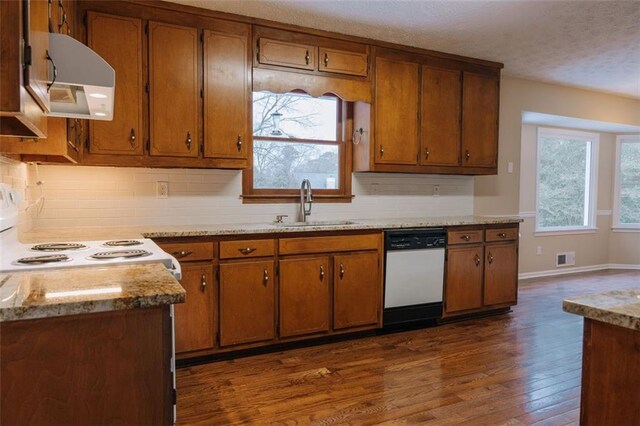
[203,23,250,160]
[484,243,518,306]
[420,66,461,166]
[319,47,368,77]
[461,72,499,168]
[219,260,275,346]
[258,38,316,70]
[149,21,199,158]
[445,245,484,314]
[175,263,215,353]
[334,252,379,330]
[374,57,419,165]
[87,12,144,156]
[24,0,50,113]
[279,256,330,338]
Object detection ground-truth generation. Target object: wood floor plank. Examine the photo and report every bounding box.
[176,269,640,425]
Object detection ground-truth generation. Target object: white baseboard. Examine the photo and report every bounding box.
[518,263,640,280]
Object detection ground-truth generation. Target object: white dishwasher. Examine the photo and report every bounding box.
[383,228,446,328]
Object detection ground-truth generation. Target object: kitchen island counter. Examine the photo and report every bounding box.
[0,262,185,322]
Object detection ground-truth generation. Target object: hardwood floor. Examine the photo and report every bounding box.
[176,269,640,425]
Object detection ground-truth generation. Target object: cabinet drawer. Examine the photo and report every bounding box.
[447,229,483,245]
[220,239,275,259]
[319,47,368,76]
[158,242,214,262]
[279,234,380,255]
[486,227,518,242]
[258,38,316,70]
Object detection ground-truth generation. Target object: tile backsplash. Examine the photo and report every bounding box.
[25,164,473,229]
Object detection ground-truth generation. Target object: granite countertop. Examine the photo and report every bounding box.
[0,263,185,322]
[20,215,522,241]
[563,289,640,331]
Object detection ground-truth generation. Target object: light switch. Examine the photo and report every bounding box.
[507,162,514,174]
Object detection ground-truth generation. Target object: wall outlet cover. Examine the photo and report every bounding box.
[156,181,169,198]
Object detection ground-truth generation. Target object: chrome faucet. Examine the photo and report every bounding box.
[299,179,313,222]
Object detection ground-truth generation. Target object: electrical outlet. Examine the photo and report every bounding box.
[433,185,440,197]
[156,181,169,198]
[536,246,542,255]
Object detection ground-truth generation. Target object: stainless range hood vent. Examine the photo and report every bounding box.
[47,33,115,121]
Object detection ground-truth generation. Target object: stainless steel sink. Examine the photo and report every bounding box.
[274,220,360,227]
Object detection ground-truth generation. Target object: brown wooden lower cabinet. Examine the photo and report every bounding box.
[445,245,484,313]
[483,242,518,306]
[175,263,215,353]
[219,259,275,347]
[279,256,331,338]
[333,252,380,329]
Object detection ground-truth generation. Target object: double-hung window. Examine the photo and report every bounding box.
[535,127,599,233]
[613,135,640,229]
[243,91,351,202]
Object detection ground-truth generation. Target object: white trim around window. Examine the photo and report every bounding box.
[535,127,599,233]
[612,134,640,229]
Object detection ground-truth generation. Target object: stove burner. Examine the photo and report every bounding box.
[89,249,152,260]
[31,243,88,252]
[103,240,143,247]
[15,254,71,265]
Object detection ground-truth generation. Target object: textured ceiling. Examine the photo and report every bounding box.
[168,0,640,99]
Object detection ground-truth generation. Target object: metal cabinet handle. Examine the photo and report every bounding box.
[320,265,325,280]
[474,253,481,266]
[263,268,269,285]
[323,52,329,67]
[380,145,384,156]
[239,247,257,255]
[497,232,507,239]
[425,147,430,159]
[488,252,494,264]
[236,135,242,151]
[46,50,57,92]
[130,128,137,147]
[186,132,192,150]
[305,50,310,65]
[172,250,192,258]
[465,150,470,161]
[200,274,206,292]
[461,235,471,241]
[339,263,345,279]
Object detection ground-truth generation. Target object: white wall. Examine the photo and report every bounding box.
[25,164,473,229]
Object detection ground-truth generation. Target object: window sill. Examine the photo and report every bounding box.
[241,194,354,204]
[534,228,598,237]
[612,227,640,233]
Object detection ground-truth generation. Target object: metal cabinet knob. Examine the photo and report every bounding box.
[186,132,192,150]
[200,274,206,292]
[461,235,471,241]
[263,268,269,285]
[339,263,345,279]
[323,53,329,67]
[497,232,507,239]
[380,145,384,156]
[320,265,325,280]
[236,135,242,151]
[172,250,192,258]
[488,252,494,264]
[238,247,256,255]
[474,253,481,266]
[425,147,430,159]
[465,149,470,161]
[305,50,310,65]
[130,128,136,147]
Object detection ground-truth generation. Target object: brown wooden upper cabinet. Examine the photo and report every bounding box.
[462,72,499,168]
[255,27,369,78]
[420,66,461,167]
[87,12,144,157]
[203,21,250,162]
[0,0,48,138]
[149,21,199,158]
[374,56,420,165]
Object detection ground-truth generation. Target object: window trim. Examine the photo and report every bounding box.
[242,94,353,204]
[612,134,640,229]
[534,127,599,233]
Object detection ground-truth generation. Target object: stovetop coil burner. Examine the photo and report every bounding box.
[15,254,71,265]
[103,240,143,247]
[31,243,88,252]
[89,250,152,260]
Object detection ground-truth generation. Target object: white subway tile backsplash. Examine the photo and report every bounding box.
[23,164,473,229]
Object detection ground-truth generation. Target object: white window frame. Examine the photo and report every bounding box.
[612,134,640,230]
[535,127,599,233]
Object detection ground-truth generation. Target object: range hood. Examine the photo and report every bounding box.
[47,33,115,121]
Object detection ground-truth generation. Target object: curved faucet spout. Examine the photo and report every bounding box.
[300,179,313,222]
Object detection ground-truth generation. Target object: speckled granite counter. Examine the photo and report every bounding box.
[0,263,185,322]
[20,215,522,241]
[563,289,640,331]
